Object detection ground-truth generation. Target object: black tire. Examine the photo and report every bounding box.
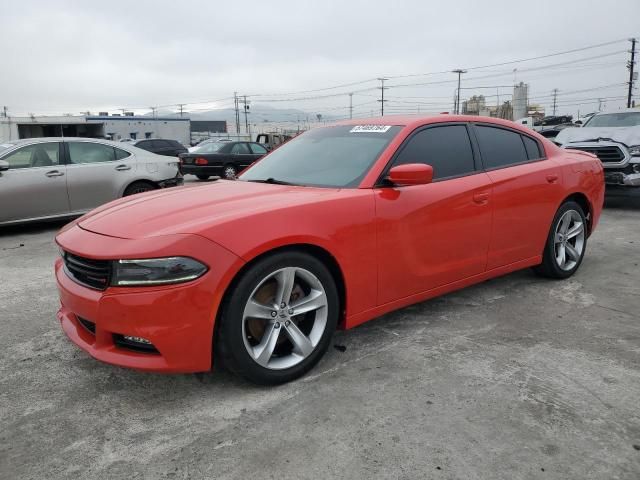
[215,251,339,385]
[123,181,156,197]
[533,200,587,279]
[196,175,210,181]
[223,165,237,179]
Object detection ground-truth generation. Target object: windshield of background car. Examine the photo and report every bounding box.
[192,142,224,153]
[584,113,640,127]
[239,125,402,187]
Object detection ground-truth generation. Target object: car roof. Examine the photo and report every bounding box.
[333,114,538,134]
[0,137,125,147]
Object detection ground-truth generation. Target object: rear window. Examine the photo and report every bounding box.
[522,135,543,160]
[475,126,528,169]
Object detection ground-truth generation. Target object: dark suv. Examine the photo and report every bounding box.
[133,139,188,157]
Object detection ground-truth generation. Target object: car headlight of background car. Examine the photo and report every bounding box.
[112,257,208,286]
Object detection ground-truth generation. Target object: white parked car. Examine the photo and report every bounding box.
[0,137,183,226]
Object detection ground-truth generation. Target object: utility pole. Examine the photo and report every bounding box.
[149,107,157,120]
[349,93,353,119]
[177,104,185,117]
[2,106,6,118]
[239,95,250,136]
[233,92,240,135]
[377,78,388,116]
[627,38,637,108]
[452,69,467,114]
[552,89,559,116]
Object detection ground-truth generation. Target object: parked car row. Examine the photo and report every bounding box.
[0,138,182,226]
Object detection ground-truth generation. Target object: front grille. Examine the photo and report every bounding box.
[567,145,625,163]
[63,252,111,290]
[77,317,96,334]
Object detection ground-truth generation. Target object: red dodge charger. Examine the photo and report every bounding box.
[55,116,604,384]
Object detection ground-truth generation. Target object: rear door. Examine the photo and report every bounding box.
[65,141,137,212]
[0,142,69,223]
[230,142,255,169]
[374,124,493,304]
[472,124,564,269]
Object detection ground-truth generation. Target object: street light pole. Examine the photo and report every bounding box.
[452,69,467,114]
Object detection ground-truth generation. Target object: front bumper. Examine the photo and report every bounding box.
[55,226,244,373]
[604,170,640,187]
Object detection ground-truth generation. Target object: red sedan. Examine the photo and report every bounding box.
[55,116,604,384]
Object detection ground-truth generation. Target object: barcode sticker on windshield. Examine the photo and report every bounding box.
[350,125,392,133]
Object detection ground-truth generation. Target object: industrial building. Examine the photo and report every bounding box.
[0,114,191,145]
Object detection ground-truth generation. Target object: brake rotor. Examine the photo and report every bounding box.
[246,279,305,346]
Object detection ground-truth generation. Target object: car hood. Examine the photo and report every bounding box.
[555,126,640,147]
[78,180,341,240]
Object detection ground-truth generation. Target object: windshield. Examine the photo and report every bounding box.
[585,112,640,127]
[239,125,402,187]
[192,142,224,153]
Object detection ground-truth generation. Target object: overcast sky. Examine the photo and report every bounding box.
[1,0,639,119]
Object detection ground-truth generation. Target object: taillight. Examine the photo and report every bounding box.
[195,157,208,165]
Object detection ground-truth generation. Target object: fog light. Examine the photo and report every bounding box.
[633,164,640,173]
[124,335,152,344]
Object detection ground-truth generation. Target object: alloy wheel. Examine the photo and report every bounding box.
[224,166,237,179]
[554,209,585,271]
[241,267,328,370]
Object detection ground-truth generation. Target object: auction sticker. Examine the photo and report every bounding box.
[350,125,392,133]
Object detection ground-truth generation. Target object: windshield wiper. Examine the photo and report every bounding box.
[246,177,297,186]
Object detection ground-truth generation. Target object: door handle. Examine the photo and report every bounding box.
[45,170,64,177]
[546,174,559,183]
[473,192,490,204]
[115,164,131,171]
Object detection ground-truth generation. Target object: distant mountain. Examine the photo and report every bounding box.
[150,104,336,124]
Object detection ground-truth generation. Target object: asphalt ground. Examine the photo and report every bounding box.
[1,190,639,479]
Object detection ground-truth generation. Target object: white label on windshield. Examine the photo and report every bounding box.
[350,125,392,133]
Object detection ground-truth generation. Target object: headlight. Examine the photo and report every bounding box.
[629,145,640,157]
[112,257,208,286]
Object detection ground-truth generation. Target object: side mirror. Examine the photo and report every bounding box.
[0,160,9,172]
[386,163,433,186]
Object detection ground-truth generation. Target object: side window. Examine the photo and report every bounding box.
[250,143,268,155]
[1,142,60,169]
[393,125,475,180]
[475,126,528,169]
[114,147,131,160]
[522,135,543,160]
[68,142,116,164]
[231,143,251,154]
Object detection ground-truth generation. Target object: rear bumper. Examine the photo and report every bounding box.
[158,175,184,188]
[54,227,244,373]
[180,165,224,176]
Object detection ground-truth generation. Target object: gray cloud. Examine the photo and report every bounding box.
[1,0,639,118]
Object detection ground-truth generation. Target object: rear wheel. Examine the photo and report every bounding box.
[123,181,156,196]
[534,201,587,279]
[216,251,339,384]
[223,165,237,179]
[196,175,210,180]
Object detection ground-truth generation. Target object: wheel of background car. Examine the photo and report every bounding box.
[196,175,210,181]
[223,165,237,179]
[533,200,587,279]
[123,181,156,197]
[215,251,339,384]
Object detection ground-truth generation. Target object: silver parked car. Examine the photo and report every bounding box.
[0,137,183,226]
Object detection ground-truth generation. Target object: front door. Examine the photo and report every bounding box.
[0,142,69,224]
[374,124,493,305]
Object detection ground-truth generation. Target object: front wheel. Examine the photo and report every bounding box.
[216,251,339,384]
[534,201,587,279]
